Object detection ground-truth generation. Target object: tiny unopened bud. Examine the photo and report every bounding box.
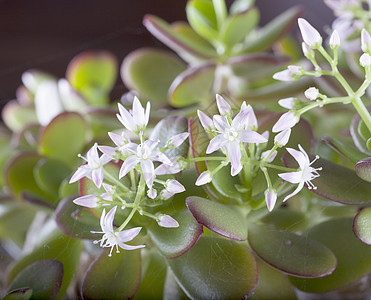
[147,189,157,199]
[298,18,322,48]
[304,87,319,100]
[272,112,300,133]
[216,94,231,116]
[73,195,99,208]
[361,29,371,53]
[157,214,179,228]
[360,53,371,67]
[265,189,277,212]
[329,30,340,49]
[261,150,277,163]
[273,69,293,81]
[278,97,295,110]
[166,180,185,194]
[287,65,301,75]
[195,171,212,186]
[274,128,291,147]
[302,42,314,58]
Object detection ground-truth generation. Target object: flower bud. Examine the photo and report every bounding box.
[265,189,277,212]
[147,189,157,199]
[360,53,371,67]
[302,42,315,58]
[157,214,179,228]
[73,195,99,208]
[329,29,340,49]
[216,94,231,116]
[361,29,371,53]
[261,150,277,163]
[304,87,319,100]
[274,128,291,147]
[166,179,185,193]
[195,171,212,186]
[298,18,323,48]
[272,112,300,133]
[278,97,295,110]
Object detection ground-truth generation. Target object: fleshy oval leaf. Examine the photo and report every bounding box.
[143,15,216,61]
[2,288,33,300]
[7,260,63,300]
[82,248,141,300]
[85,107,122,138]
[2,100,38,132]
[283,155,371,205]
[219,8,259,47]
[54,196,101,240]
[7,230,82,299]
[289,218,371,293]
[66,50,118,93]
[186,196,247,240]
[168,236,257,299]
[121,48,186,103]
[38,112,87,166]
[353,207,371,245]
[355,157,371,183]
[148,209,203,258]
[248,223,337,278]
[169,64,215,107]
[149,116,189,158]
[261,208,307,231]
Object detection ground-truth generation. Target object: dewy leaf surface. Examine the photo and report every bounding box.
[353,206,371,245]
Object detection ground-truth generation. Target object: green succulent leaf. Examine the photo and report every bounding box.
[186,0,219,42]
[143,15,216,61]
[251,258,296,300]
[186,196,247,240]
[219,8,259,47]
[2,288,33,300]
[85,108,122,138]
[230,0,256,14]
[82,248,141,300]
[353,207,371,245]
[289,218,371,293]
[283,155,371,205]
[355,157,371,183]
[21,69,55,94]
[241,6,303,53]
[148,209,203,258]
[350,112,371,155]
[54,197,101,239]
[169,64,215,107]
[121,48,186,103]
[38,112,87,167]
[2,100,38,132]
[322,136,368,164]
[7,230,82,299]
[150,116,189,158]
[168,236,257,299]
[248,223,337,277]
[261,208,307,231]
[34,158,71,197]
[5,152,55,206]
[7,260,63,300]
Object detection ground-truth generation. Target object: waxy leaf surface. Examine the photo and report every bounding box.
[353,207,371,245]
[186,196,247,240]
[82,248,141,300]
[248,223,337,277]
[168,236,257,299]
[289,218,371,292]
[355,157,371,183]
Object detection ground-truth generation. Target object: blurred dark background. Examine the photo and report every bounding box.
[0,0,334,106]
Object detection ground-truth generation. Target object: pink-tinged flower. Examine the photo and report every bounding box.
[116,97,150,133]
[155,157,184,175]
[265,189,277,212]
[197,110,214,132]
[91,206,145,256]
[329,29,340,48]
[360,53,371,67]
[302,42,314,58]
[278,97,295,110]
[147,188,157,199]
[157,214,179,228]
[216,94,232,116]
[160,179,185,199]
[206,110,267,176]
[361,29,371,53]
[304,87,319,100]
[99,131,135,159]
[241,102,258,130]
[195,171,212,186]
[261,149,277,162]
[274,128,291,147]
[278,145,322,202]
[120,140,172,188]
[298,18,322,48]
[70,143,110,188]
[73,183,114,208]
[273,65,302,82]
[272,112,300,133]
[166,132,189,149]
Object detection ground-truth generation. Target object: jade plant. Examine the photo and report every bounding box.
[1,0,371,299]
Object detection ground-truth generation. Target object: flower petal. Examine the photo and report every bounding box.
[117,103,135,131]
[278,170,303,184]
[225,141,242,176]
[239,130,267,144]
[213,115,230,132]
[92,167,104,188]
[141,159,155,188]
[69,165,90,183]
[283,181,305,202]
[118,243,146,250]
[206,134,225,154]
[116,227,142,242]
[119,155,139,179]
[216,94,231,116]
[287,147,308,169]
[103,206,117,233]
[132,96,145,127]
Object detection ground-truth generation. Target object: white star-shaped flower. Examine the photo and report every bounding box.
[278,144,322,202]
[117,96,150,133]
[91,206,145,256]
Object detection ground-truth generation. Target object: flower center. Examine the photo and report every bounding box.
[136,144,151,160]
[224,128,239,142]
